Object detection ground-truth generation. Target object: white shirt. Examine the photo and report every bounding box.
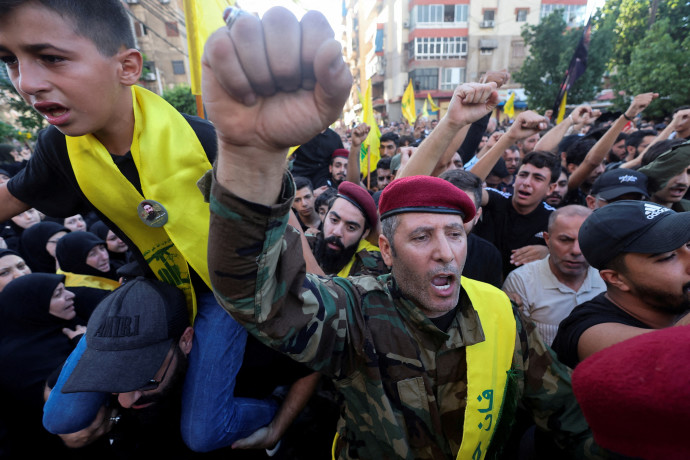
[502,256,606,346]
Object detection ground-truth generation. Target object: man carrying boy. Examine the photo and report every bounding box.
[0,0,306,452]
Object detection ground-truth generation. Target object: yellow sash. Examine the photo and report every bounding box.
[57,269,121,291]
[336,239,380,277]
[65,86,212,321]
[457,277,516,460]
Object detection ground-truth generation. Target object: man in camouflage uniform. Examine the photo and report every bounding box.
[202,8,599,459]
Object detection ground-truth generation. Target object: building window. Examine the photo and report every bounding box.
[412,4,468,26]
[410,68,439,91]
[540,4,587,26]
[165,21,179,37]
[413,37,468,60]
[516,8,528,22]
[440,68,465,90]
[512,41,525,58]
[172,60,185,75]
[483,10,495,22]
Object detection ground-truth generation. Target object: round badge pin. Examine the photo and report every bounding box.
[138,200,168,227]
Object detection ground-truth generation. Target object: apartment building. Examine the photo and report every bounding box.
[344,0,590,124]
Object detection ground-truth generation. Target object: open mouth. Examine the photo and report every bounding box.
[34,102,70,124]
[431,274,455,294]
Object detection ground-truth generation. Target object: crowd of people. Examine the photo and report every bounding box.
[0,1,689,459]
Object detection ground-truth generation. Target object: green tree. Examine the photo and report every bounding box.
[514,11,613,113]
[0,70,46,135]
[161,84,198,116]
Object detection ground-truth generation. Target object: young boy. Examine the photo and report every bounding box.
[0,0,302,453]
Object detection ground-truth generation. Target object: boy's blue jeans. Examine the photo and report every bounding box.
[43,292,278,452]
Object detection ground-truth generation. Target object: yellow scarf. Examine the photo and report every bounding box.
[65,86,212,321]
[57,269,121,291]
[457,277,516,460]
[336,239,380,278]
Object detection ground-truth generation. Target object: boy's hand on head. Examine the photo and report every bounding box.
[202,7,352,154]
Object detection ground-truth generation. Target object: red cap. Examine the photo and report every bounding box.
[337,181,378,228]
[378,176,476,223]
[332,148,349,159]
[572,325,690,460]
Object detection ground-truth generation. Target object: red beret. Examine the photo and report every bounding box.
[572,325,690,460]
[332,148,349,159]
[378,176,476,223]
[337,181,378,228]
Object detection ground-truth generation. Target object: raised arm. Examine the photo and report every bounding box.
[203,7,353,205]
[534,105,593,154]
[346,123,369,186]
[470,111,548,182]
[395,82,499,178]
[568,92,658,190]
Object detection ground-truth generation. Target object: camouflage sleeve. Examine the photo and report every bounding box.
[207,170,364,378]
[512,306,607,459]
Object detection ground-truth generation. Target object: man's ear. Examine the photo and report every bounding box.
[566,163,576,174]
[599,269,632,292]
[585,194,597,210]
[118,48,143,86]
[543,231,550,246]
[547,181,557,196]
[379,233,393,267]
[178,327,194,356]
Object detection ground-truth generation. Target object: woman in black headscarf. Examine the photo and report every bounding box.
[0,273,84,457]
[18,221,69,273]
[0,248,32,292]
[55,231,120,320]
[89,220,133,272]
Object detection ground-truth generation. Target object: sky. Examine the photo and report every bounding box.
[239,0,344,34]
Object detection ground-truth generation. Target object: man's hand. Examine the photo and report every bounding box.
[444,82,499,129]
[505,111,549,142]
[232,425,279,450]
[58,406,118,449]
[569,105,593,125]
[624,92,659,119]
[510,245,549,267]
[202,7,353,153]
[480,69,510,88]
[350,123,370,148]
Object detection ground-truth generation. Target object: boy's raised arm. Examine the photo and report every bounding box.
[202,7,352,205]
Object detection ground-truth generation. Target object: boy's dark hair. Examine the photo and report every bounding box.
[565,137,597,167]
[625,130,657,149]
[376,157,391,170]
[557,134,582,155]
[314,187,337,211]
[0,0,136,56]
[520,150,561,183]
[673,105,690,115]
[399,135,415,147]
[439,169,482,209]
[640,138,685,168]
[380,132,399,147]
[293,176,314,192]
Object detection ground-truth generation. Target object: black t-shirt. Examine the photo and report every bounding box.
[473,188,553,278]
[7,115,217,292]
[551,292,652,369]
[463,233,503,288]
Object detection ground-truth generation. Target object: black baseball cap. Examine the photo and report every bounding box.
[62,277,189,393]
[590,168,648,201]
[579,201,690,270]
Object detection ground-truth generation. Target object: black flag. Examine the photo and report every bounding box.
[551,16,592,123]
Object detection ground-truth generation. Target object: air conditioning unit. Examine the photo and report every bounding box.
[403,21,410,29]
[480,20,495,28]
[142,72,156,81]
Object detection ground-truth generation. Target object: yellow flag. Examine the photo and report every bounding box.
[360,80,381,178]
[401,79,416,124]
[422,99,429,119]
[504,92,515,119]
[427,93,439,112]
[556,91,567,123]
[183,0,234,96]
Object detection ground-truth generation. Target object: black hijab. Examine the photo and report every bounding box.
[18,221,68,273]
[55,231,119,280]
[89,220,130,270]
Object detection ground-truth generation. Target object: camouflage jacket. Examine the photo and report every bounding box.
[207,172,602,460]
[306,234,390,277]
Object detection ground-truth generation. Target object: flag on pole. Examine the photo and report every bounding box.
[422,99,430,119]
[183,0,234,96]
[504,92,515,119]
[550,16,592,123]
[360,80,381,178]
[427,93,439,112]
[556,91,567,124]
[401,79,416,124]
